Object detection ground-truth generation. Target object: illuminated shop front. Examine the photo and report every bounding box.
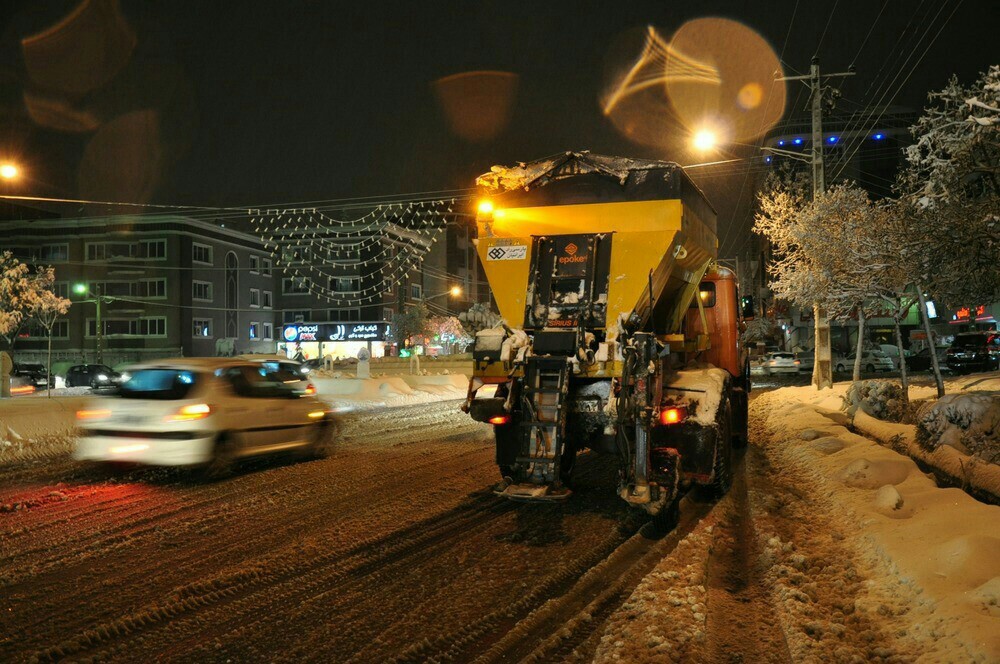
[280,321,392,361]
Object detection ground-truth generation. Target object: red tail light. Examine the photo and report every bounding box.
[489,414,510,425]
[658,406,687,426]
[304,383,316,396]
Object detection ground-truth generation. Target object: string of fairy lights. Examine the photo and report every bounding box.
[249,197,469,307]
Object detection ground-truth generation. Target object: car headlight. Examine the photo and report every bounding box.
[97,374,108,381]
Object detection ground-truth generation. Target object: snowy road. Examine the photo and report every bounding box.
[0,400,660,662]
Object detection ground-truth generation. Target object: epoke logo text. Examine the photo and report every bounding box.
[559,242,587,264]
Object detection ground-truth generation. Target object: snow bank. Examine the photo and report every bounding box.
[0,396,89,464]
[762,390,1000,661]
[313,373,469,411]
[844,379,908,422]
[916,393,1000,463]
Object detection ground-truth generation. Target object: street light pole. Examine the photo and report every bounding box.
[95,284,103,365]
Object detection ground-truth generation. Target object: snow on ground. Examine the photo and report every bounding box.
[760,388,1000,661]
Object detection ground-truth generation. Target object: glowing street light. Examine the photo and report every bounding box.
[0,163,19,180]
[692,130,717,152]
[477,200,494,215]
[449,286,462,297]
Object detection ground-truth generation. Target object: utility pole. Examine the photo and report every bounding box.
[95,284,103,365]
[776,56,855,389]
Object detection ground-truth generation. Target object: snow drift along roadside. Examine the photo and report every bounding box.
[761,390,1000,661]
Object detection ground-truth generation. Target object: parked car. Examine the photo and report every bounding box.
[905,346,950,372]
[877,344,912,371]
[834,351,894,373]
[946,331,1000,374]
[65,364,122,388]
[74,358,337,475]
[762,352,799,375]
[13,363,49,388]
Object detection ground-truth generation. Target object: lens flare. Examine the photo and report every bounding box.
[692,130,717,151]
[433,71,519,142]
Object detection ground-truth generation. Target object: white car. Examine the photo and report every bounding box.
[834,351,895,373]
[762,352,799,374]
[74,358,337,476]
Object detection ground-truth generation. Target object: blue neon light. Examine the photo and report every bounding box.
[872,133,885,140]
[827,136,838,144]
[765,156,772,163]
[778,140,785,146]
[793,138,804,145]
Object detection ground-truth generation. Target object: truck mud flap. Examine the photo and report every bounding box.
[495,482,572,502]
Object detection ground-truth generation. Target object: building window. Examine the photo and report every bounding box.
[249,322,260,340]
[193,281,213,301]
[261,258,272,276]
[262,322,273,340]
[262,290,272,309]
[192,243,213,264]
[410,283,423,300]
[332,276,360,293]
[283,277,310,294]
[284,310,309,323]
[249,255,259,273]
[53,282,69,298]
[22,320,69,339]
[90,279,166,299]
[193,319,212,338]
[383,307,394,322]
[281,245,311,264]
[85,240,164,261]
[330,308,361,322]
[38,244,69,261]
[87,317,167,337]
[250,288,260,307]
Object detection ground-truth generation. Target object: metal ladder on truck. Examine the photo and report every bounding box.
[504,356,572,500]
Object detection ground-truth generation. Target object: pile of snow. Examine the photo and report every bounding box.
[843,379,908,422]
[916,393,1000,463]
[0,396,88,464]
[760,390,1000,661]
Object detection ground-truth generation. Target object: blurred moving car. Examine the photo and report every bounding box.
[834,351,894,373]
[250,357,315,394]
[794,351,814,373]
[13,363,49,389]
[74,358,337,476]
[65,364,122,388]
[762,352,799,375]
[906,346,950,372]
[946,331,1000,374]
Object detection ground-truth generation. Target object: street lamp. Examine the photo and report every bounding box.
[73,283,110,364]
[692,129,718,152]
[0,163,18,180]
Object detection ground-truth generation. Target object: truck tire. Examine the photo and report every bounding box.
[651,497,680,533]
[709,399,734,498]
[495,422,520,481]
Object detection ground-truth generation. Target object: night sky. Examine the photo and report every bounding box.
[1,1,995,256]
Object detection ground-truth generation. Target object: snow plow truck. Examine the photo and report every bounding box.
[462,152,750,527]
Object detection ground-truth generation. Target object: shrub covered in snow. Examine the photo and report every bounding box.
[916,393,1000,464]
[843,380,908,423]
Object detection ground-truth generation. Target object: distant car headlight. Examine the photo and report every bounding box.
[301,367,310,374]
[97,374,109,381]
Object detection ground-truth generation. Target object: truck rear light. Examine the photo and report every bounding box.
[658,406,688,425]
[167,403,212,422]
[489,415,511,425]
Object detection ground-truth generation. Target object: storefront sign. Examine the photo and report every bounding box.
[282,322,390,343]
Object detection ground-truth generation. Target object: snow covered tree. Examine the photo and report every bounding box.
[0,251,33,349]
[390,301,430,373]
[754,174,884,386]
[894,65,1000,396]
[427,315,473,353]
[24,270,71,397]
